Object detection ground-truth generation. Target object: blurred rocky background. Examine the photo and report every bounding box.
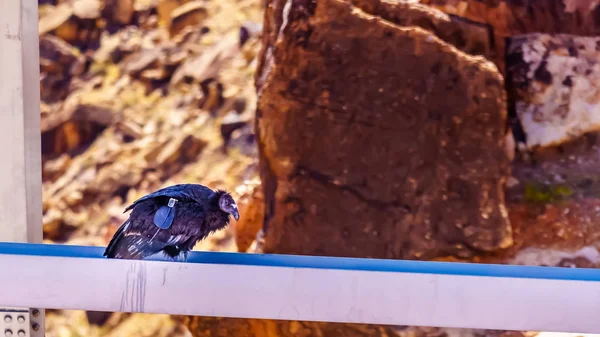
[37,0,600,336]
[39,0,262,335]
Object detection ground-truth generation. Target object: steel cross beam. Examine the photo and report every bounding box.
[0,0,45,335]
[0,242,599,334]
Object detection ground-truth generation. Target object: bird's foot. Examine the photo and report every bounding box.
[171,251,188,263]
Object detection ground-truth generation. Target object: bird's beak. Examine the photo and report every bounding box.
[231,209,240,221]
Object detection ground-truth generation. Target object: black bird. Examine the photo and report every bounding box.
[103,184,239,261]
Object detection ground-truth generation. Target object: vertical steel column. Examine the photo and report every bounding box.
[0,0,45,335]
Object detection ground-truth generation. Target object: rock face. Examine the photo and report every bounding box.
[254,0,512,260]
[168,1,208,37]
[420,0,600,74]
[506,33,600,149]
[39,35,87,103]
[232,178,265,252]
[180,316,398,337]
[349,0,494,59]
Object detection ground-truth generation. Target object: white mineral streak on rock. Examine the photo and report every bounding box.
[507,33,600,149]
[510,245,600,266]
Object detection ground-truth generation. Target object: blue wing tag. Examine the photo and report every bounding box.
[153,198,178,229]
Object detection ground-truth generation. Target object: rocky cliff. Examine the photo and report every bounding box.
[38,0,600,337]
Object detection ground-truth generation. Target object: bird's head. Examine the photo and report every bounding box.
[217,190,240,221]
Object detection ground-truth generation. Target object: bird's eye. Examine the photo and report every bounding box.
[219,194,232,211]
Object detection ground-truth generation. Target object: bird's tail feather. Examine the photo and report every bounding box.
[104,222,164,260]
[103,221,129,258]
[105,235,164,260]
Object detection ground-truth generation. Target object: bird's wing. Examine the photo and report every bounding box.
[103,220,131,257]
[123,184,214,213]
[104,220,155,258]
[136,198,207,243]
[106,233,166,259]
[105,191,211,260]
[104,217,182,259]
[153,203,177,229]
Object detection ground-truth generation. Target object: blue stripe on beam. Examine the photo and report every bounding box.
[0,241,599,282]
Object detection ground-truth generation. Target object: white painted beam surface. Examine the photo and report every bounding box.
[1,243,600,333]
